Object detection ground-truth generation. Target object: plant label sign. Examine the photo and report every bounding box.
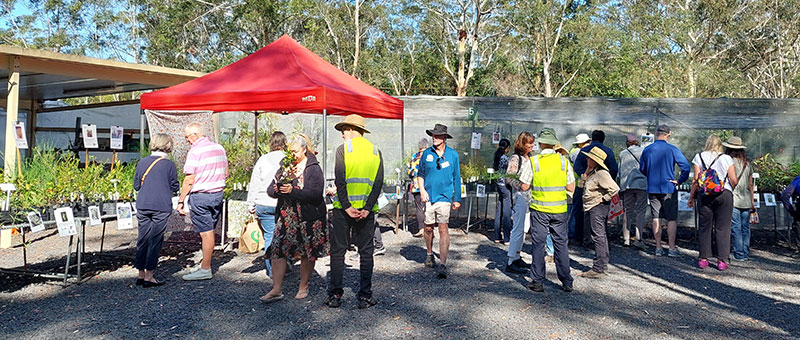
[82,124,99,149]
[461,184,467,198]
[110,125,124,150]
[471,133,482,150]
[476,184,486,198]
[116,203,134,230]
[88,206,102,226]
[54,207,77,237]
[764,193,777,207]
[492,132,501,145]
[14,121,28,149]
[27,211,45,233]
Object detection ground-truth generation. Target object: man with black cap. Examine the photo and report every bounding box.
[519,128,574,292]
[640,124,690,257]
[417,123,461,279]
[326,114,384,309]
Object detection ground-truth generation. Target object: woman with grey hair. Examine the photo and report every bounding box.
[133,133,180,287]
[407,137,430,237]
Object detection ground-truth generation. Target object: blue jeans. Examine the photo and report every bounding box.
[730,207,751,260]
[546,232,554,256]
[494,184,513,242]
[255,205,276,276]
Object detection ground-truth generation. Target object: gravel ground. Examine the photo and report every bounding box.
[0,217,798,340]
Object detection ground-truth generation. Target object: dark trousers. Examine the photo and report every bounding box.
[586,203,610,273]
[698,191,733,260]
[329,209,375,298]
[622,189,648,237]
[572,187,590,247]
[494,183,513,242]
[529,210,573,285]
[135,209,170,271]
[412,192,425,233]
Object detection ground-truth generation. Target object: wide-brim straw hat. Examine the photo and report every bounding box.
[722,136,746,149]
[426,123,453,139]
[581,146,609,170]
[554,143,568,155]
[334,114,370,134]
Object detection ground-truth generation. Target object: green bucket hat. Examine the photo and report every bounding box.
[537,128,559,145]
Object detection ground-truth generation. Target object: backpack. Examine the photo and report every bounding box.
[623,148,647,189]
[697,153,726,197]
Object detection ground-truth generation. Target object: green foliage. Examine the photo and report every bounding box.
[753,153,800,194]
[219,116,278,198]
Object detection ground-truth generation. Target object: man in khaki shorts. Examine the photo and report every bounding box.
[417,124,462,279]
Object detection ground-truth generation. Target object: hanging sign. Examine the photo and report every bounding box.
[110,125,124,150]
[116,202,134,230]
[54,207,77,237]
[82,124,98,148]
[471,133,482,150]
[14,122,28,149]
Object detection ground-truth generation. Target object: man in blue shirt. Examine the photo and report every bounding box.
[417,123,462,279]
[639,124,690,257]
[780,175,800,256]
[572,130,618,249]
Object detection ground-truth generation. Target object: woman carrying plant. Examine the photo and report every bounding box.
[132,133,180,287]
[261,135,328,303]
[725,136,754,261]
[580,147,619,278]
[493,138,512,244]
[688,135,738,271]
[505,132,535,274]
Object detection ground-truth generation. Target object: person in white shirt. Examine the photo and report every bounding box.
[246,131,287,278]
[688,135,738,271]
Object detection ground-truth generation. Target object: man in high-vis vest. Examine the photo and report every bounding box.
[327,114,384,310]
[417,123,461,279]
[519,128,575,293]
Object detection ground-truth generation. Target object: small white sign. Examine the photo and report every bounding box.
[476,184,486,198]
[27,211,45,233]
[116,202,134,230]
[492,132,501,145]
[377,193,389,209]
[14,121,28,149]
[88,206,102,226]
[82,124,99,149]
[54,207,77,237]
[110,125,124,150]
[461,184,467,198]
[764,193,777,207]
[753,194,761,209]
[471,133,482,150]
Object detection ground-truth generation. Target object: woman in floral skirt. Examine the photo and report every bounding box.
[261,135,328,302]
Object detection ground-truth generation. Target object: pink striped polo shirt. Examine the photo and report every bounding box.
[184,137,228,193]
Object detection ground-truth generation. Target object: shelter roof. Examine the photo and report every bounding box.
[140,35,403,120]
[0,45,205,100]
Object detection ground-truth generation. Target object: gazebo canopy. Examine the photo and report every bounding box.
[140,35,403,120]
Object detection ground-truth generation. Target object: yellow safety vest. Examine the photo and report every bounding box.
[332,137,381,212]
[529,153,568,214]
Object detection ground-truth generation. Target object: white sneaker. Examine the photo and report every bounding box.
[667,248,682,257]
[655,248,664,257]
[182,268,212,281]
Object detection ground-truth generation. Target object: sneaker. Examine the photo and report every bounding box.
[181,268,212,281]
[436,264,448,279]
[580,270,606,279]
[667,248,682,257]
[527,281,544,292]
[505,262,527,274]
[424,254,436,268]
[655,248,664,257]
[373,247,387,256]
[512,258,530,268]
[633,240,647,251]
[562,283,573,293]
[357,296,378,309]
[325,294,342,308]
[717,261,729,271]
[731,257,749,262]
[698,259,709,269]
[412,230,424,238]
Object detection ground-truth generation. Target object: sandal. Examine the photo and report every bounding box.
[295,290,309,300]
[259,293,284,303]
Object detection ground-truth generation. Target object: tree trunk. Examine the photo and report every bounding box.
[456,29,468,96]
[352,0,361,76]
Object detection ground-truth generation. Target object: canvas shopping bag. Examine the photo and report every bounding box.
[238,217,264,253]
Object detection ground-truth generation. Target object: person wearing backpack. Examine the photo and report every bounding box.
[618,134,648,250]
[725,137,754,261]
[688,135,738,271]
